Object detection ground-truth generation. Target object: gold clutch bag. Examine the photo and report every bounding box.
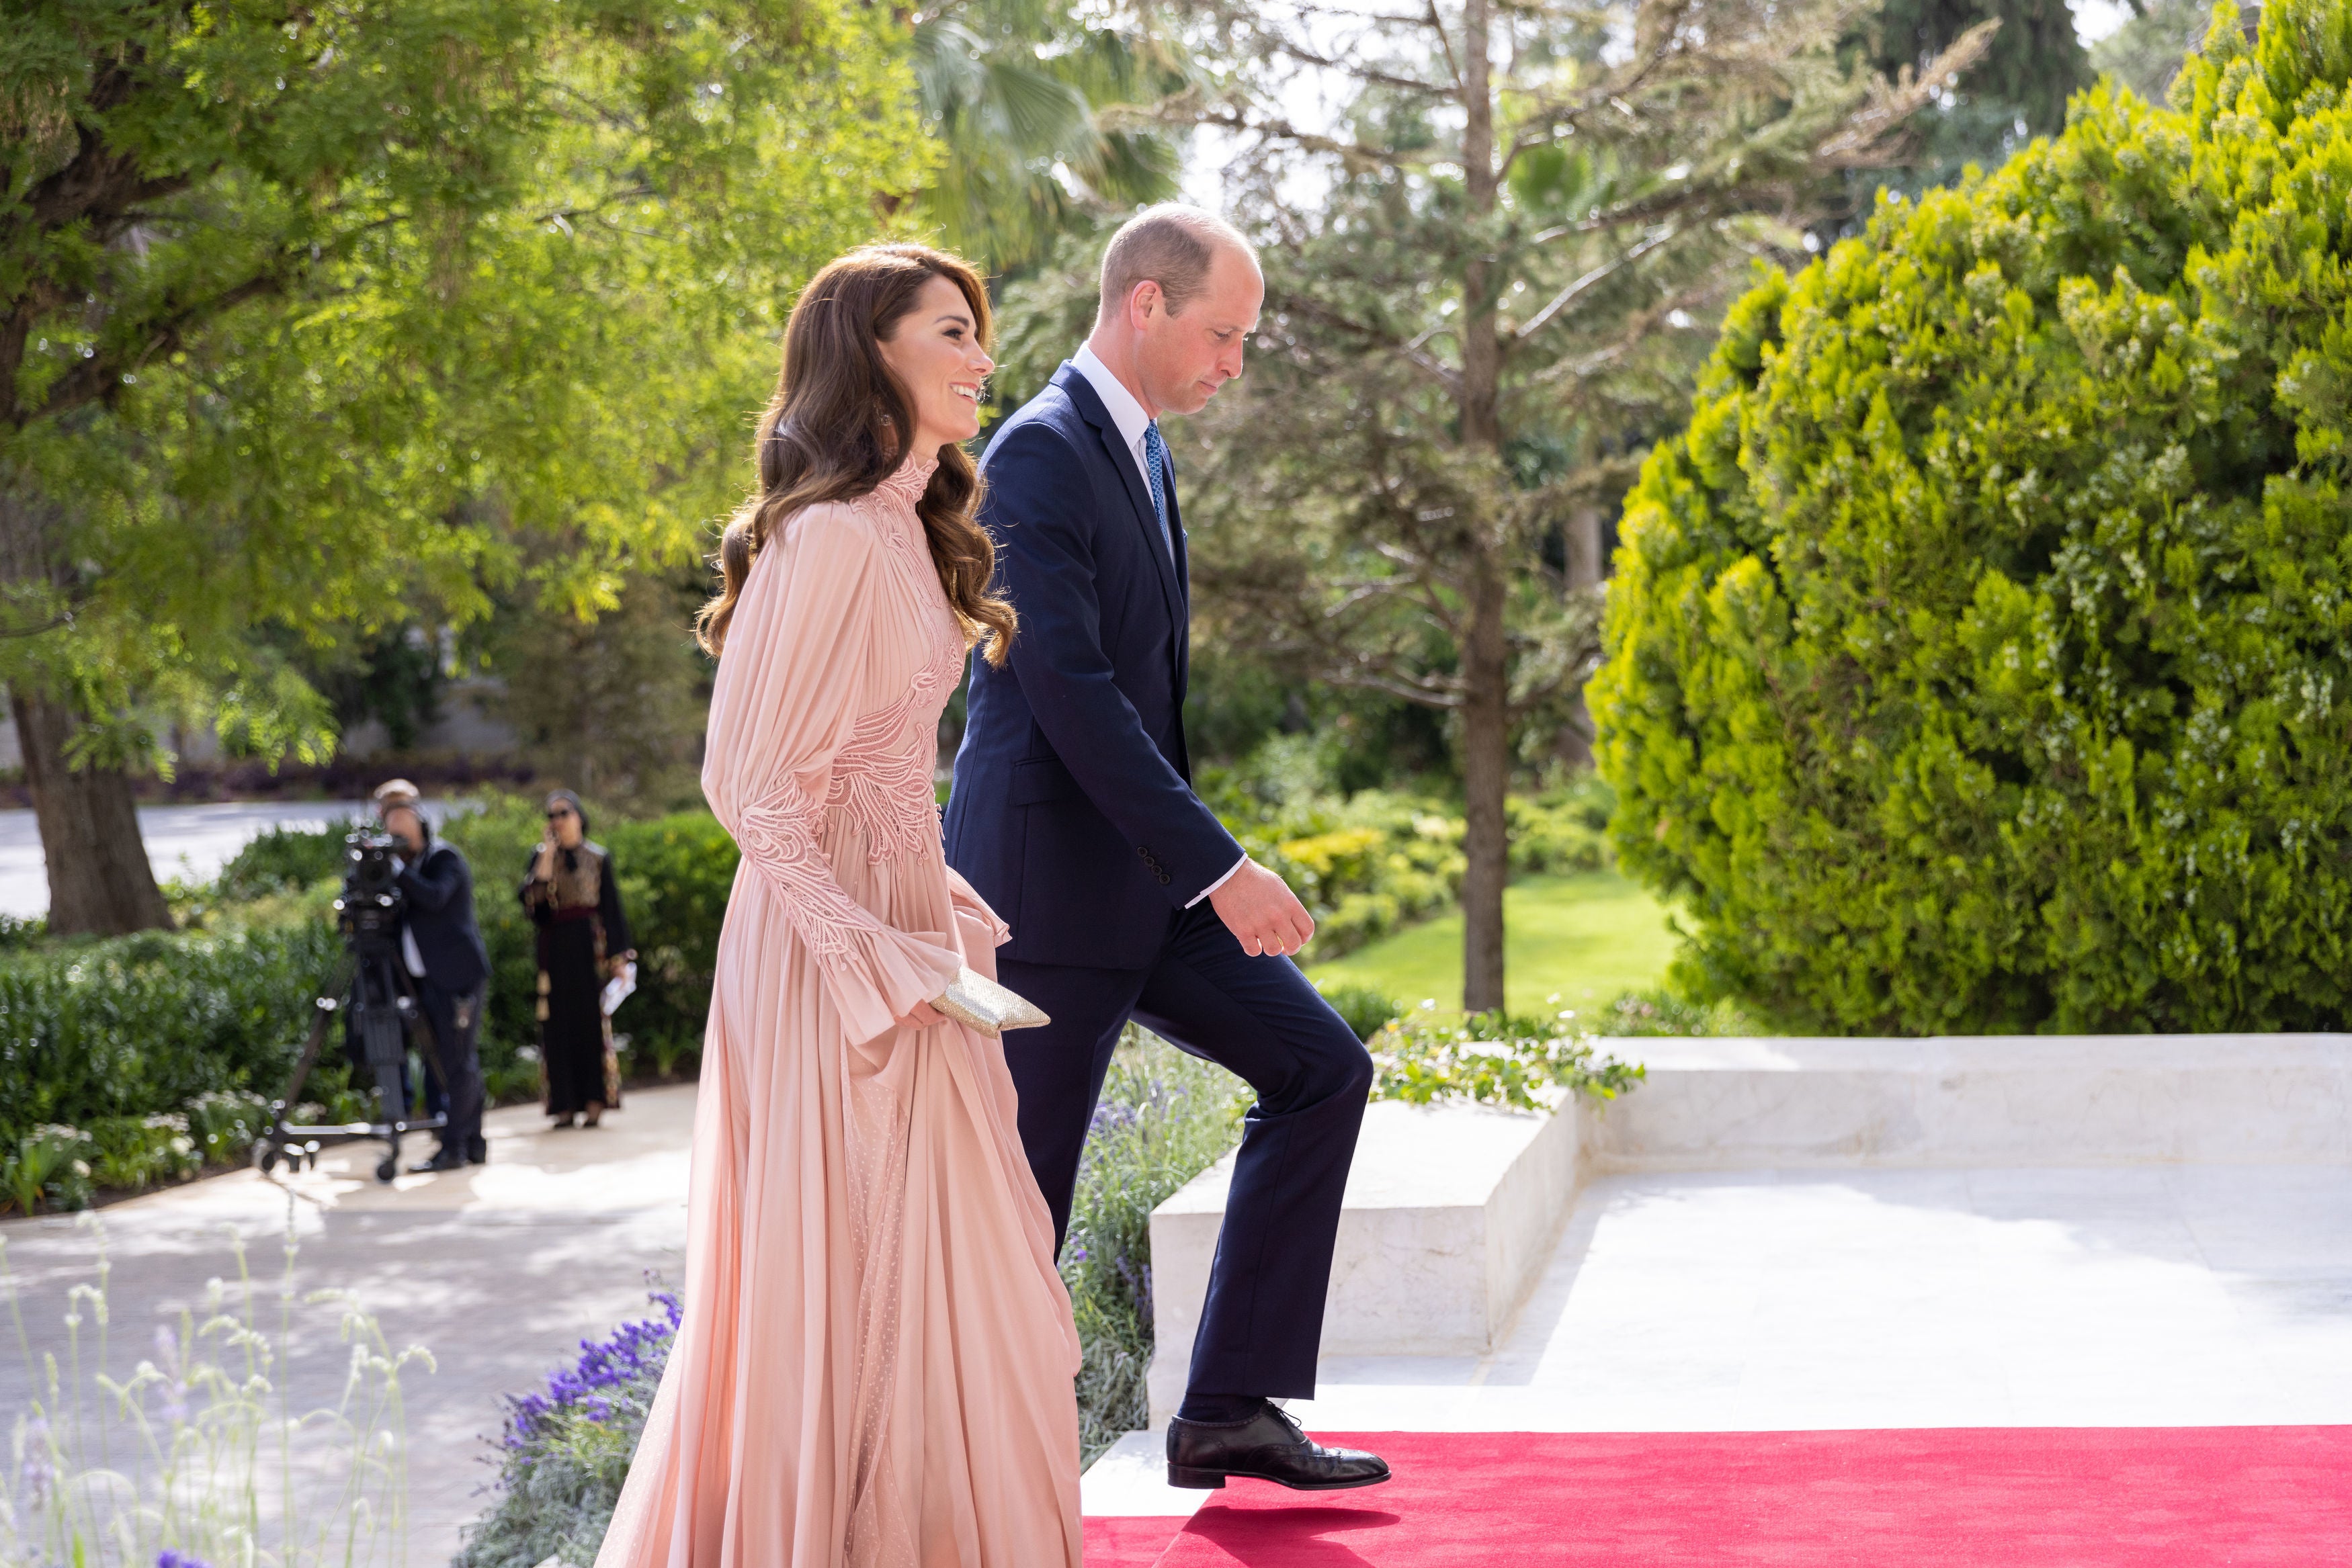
[933,967,1051,1035]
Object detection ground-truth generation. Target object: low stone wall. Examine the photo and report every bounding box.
[1144,1031,2352,1427]
[1588,1033,2352,1171]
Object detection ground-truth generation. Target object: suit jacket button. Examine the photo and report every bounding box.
[1136,846,1151,860]
[1159,873,1171,885]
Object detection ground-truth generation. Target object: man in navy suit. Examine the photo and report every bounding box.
[946,206,1389,1493]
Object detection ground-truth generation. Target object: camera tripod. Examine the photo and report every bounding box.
[254,938,448,1186]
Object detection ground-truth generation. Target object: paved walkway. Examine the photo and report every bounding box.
[0,1084,696,1566]
[1084,1162,2352,1517]
[0,798,469,917]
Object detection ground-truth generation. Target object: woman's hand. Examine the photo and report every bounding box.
[895,999,948,1031]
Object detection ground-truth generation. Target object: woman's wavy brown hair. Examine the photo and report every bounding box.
[696,243,1016,662]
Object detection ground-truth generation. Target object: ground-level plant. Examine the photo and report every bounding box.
[455,1287,679,1568]
[0,1215,427,1567]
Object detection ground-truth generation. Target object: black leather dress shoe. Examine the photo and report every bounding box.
[466,1138,489,1166]
[407,1147,466,1174]
[1166,1401,1391,1491]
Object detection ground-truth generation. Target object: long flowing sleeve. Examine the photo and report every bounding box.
[702,502,962,1043]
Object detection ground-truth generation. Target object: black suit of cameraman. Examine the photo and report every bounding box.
[378,790,490,1170]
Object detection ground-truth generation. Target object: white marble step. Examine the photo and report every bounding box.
[1147,1096,1579,1425]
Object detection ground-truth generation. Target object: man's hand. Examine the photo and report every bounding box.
[1208,857,1315,958]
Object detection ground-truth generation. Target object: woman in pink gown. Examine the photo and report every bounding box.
[595,245,1084,1567]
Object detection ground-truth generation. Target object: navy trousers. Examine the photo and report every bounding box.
[999,901,1373,1402]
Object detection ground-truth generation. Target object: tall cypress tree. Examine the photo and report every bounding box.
[1857,0,2091,196]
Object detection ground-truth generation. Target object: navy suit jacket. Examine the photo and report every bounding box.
[396,838,491,994]
[945,362,1243,969]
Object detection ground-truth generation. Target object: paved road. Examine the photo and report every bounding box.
[0,1084,695,1566]
[0,798,468,918]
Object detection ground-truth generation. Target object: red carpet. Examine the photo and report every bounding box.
[1091,1427,2352,1566]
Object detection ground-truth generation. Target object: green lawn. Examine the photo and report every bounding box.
[1308,870,1681,1017]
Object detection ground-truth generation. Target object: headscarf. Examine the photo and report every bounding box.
[544,788,590,839]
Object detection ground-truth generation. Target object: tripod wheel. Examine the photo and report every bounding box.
[374,1156,398,1184]
[255,1147,280,1175]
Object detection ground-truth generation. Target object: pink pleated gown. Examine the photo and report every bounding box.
[594,455,1085,1568]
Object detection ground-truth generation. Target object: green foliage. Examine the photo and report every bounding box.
[185,1089,272,1168]
[1314,983,1404,1042]
[1200,754,1614,961]
[0,924,341,1154]
[1,0,933,780]
[1595,0,2352,1033]
[84,1112,200,1194]
[0,1125,93,1215]
[911,1,1181,272]
[214,820,355,902]
[1368,1009,1644,1110]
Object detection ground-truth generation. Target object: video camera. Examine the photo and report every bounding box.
[253,827,446,1184]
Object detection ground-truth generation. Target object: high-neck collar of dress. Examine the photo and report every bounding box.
[876,451,939,507]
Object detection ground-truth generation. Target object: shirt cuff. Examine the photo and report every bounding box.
[1185,854,1251,909]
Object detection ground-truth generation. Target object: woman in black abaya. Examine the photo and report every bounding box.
[519,789,634,1127]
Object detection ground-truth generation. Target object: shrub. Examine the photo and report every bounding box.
[1593,0,2352,1033]
[85,1113,202,1194]
[0,1125,93,1215]
[0,924,343,1162]
[1314,982,1404,1042]
[1368,1009,1645,1110]
[457,1288,681,1568]
[214,820,355,901]
[1200,774,1615,962]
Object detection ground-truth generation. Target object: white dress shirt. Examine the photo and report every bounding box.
[1070,343,1246,909]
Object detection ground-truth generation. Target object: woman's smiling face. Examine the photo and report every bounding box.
[880,273,993,455]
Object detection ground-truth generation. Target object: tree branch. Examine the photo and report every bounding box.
[1514,225,1677,341]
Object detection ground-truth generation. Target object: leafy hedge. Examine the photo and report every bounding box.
[0,924,339,1141]
[1595,0,2352,1033]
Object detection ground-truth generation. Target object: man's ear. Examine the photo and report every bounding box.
[1129,279,1162,329]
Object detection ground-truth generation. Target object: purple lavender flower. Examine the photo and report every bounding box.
[158,1552,214,1568]
[502,1290,683,1457]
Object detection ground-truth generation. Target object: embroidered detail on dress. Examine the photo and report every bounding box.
[733,775,866,976]
[872,453,937,509]
[825,629,965,862]
[819,462,968,865]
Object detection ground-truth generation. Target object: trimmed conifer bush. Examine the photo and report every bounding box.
[1594,0,2352,1033]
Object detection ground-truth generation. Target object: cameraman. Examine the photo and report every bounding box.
[372,779,490,1172]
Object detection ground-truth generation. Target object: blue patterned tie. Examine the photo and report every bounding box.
[1143,421,1173,560]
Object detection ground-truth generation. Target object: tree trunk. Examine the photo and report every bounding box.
[1460,554,1511,1012]
[12,686,173,936]
[1455,0,1509,1012]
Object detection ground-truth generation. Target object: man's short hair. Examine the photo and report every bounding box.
[1099,204,1255,321]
